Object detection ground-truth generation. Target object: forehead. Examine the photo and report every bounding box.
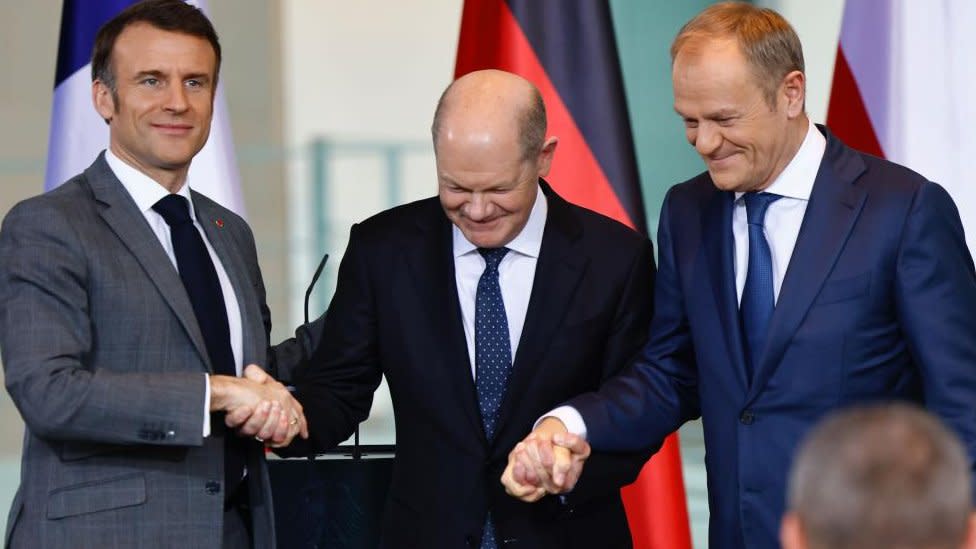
[112,22,216,74]
[672,39,763,112]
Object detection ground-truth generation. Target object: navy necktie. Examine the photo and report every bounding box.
[740,192,782,381]
[474,247,511,549]
[153,194,244,495]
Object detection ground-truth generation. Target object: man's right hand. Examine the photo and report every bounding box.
[210,365,309,447]
[501,417,591,502]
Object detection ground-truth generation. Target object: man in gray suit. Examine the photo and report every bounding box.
[0,1,305,547]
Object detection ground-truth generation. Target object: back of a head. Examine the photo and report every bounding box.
[787,404,972,549]
[671,1,804,106]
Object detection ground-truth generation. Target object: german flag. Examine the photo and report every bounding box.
[455,2,692,547]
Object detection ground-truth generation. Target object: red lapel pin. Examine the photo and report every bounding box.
[215,219,224,228]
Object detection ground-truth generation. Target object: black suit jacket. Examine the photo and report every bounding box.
[281,182,655,548]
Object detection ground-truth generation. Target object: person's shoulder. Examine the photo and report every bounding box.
[3,175,93,228]
[352,196,443,241]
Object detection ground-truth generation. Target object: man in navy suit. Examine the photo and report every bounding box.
[502,3,976,548]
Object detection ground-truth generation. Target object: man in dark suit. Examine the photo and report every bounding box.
[502,3,976,549]
[0,1,305,547]
[279,69,656,548]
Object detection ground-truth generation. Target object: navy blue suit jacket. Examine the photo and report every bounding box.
[570,126,976,548]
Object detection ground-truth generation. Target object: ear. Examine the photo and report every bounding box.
[536,136,559,177]
[781,70,806,119]
[962,512,976,549]
[92,80,115,123]
[780,512,808,549]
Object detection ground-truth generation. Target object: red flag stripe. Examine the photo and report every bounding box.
[826,46,886,158]
[455,1,635,229]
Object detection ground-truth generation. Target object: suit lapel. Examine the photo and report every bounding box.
[494,185,586,444]
[403,203,486,441]
[703,190,750,390]
[194,192,264,367]
[746,131,867,403]
[86,155,212,371]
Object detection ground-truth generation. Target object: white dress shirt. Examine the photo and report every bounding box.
[105,149,243,436]
[549,121,828,439]
[454,186,548,377]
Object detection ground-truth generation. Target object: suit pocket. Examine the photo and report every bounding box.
[815,272,870,305]
[46,473,146,519]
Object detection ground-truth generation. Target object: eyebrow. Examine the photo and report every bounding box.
[132,70,212,82]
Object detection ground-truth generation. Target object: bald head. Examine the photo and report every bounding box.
[431,69,546,161]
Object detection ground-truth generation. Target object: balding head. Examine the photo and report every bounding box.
[431,69,546,162]
[431,70,558,249]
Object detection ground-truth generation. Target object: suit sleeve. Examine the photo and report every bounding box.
[563,235,658,502]
[0,200,206,447]
[276,223,383,456]
[570,189,701,453]
[894,182,976,484]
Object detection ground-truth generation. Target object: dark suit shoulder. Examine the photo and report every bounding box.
[853,149,931,194]
[560,200,649,251]
[347,196,443,244]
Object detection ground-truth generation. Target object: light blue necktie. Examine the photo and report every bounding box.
[475,247,511,549]
[740,192,782,381]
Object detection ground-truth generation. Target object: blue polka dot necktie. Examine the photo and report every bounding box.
[475,247,511,549]
[740,192,782,381]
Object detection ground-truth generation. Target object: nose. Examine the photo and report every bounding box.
[694,123,722,157]
[164,84,190,113]
[465,192,491,221]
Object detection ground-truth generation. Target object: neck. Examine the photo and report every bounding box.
[109,144,189,193]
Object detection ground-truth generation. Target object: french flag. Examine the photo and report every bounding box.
[455,1,692,548]
[46,0,245,217]
[828,0,976,252]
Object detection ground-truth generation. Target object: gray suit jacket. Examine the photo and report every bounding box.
[0,154,276,548]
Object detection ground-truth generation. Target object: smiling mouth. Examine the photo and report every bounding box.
[152,124,193,134]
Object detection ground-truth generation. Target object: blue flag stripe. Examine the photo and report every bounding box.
[55,0,137,87]
[504,0,647,235]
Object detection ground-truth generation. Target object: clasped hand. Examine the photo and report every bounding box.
[500,417,591,502]
[210,365,309,448]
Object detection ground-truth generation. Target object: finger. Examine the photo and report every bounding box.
[243,364,269,383]
[553,433,590,457]
[525,440,558,492]
[237,401,271,436]
[225,406,253,429]
[516,445,543,486]
[269,406,292,445]
[551,445,572,489]
[257,402,283,441]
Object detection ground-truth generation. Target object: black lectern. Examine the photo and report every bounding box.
[268,446,394,548]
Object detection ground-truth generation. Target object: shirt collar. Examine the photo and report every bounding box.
[735,119,826,202]
[453,182,548,258]
[105,148,195,217]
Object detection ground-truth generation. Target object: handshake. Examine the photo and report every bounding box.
[210,365,309,448]
[501,417,593,502]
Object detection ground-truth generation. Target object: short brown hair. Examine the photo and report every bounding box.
[91,0,222,99]
[788,404,971,549]
[671,1,804,106]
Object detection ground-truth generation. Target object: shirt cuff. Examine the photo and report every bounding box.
[203,374,211,437]
[535,405,588,440]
